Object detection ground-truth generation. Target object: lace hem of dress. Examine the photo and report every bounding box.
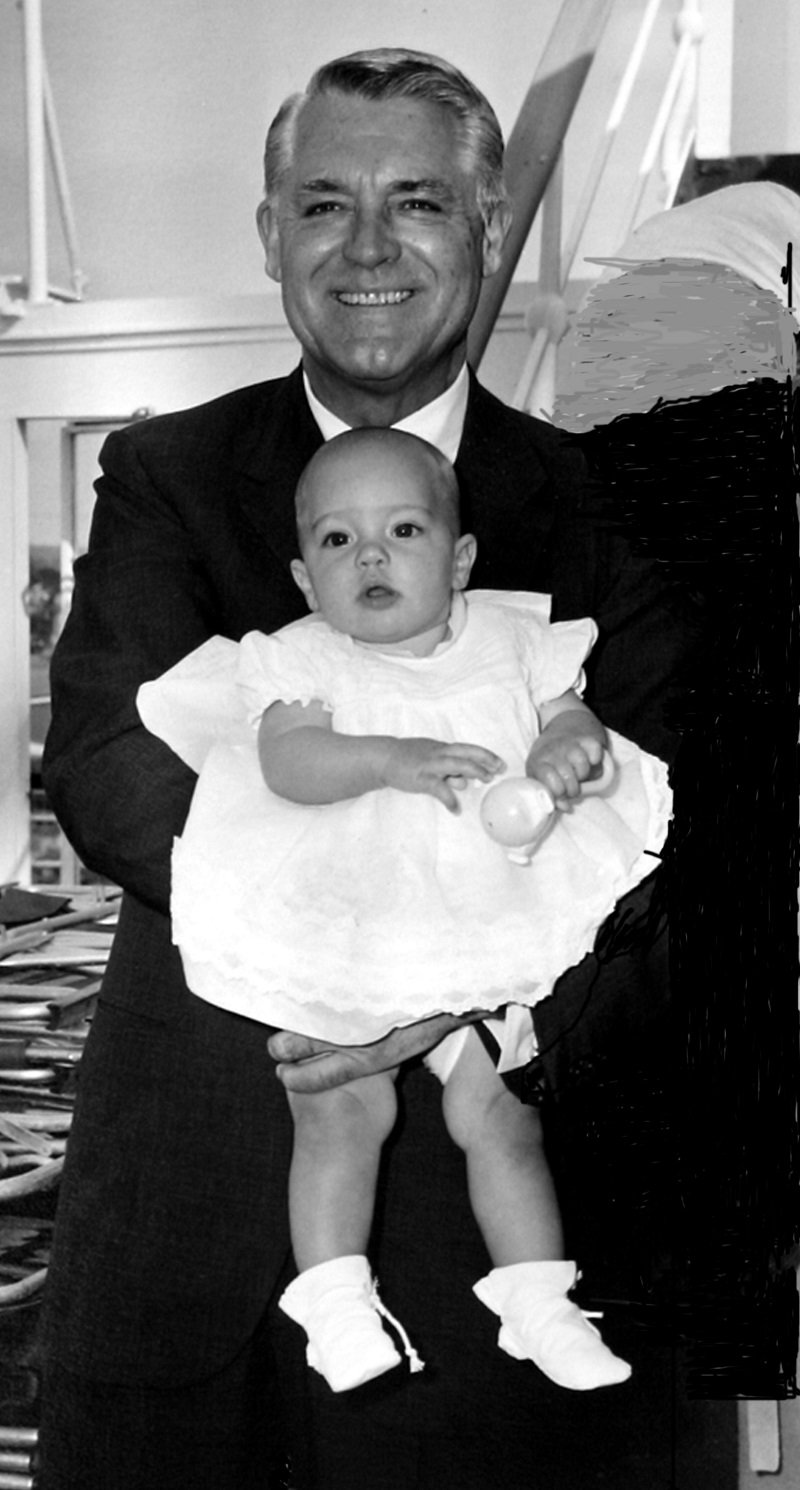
[170,859,653,1043]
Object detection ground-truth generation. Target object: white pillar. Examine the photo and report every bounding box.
[0,415,31,884]
[22,0,49,305]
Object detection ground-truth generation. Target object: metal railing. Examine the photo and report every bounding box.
[17,0,86,311]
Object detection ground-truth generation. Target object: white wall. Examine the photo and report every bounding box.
[697,0,800,157]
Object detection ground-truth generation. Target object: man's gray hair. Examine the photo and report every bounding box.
[263,47,508,226]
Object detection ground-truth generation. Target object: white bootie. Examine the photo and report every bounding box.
[279,1255,423,1393]
[473,1261,631,1391]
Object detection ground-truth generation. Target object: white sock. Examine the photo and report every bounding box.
[279,1255,423,1393]
[473,1260,631,1391]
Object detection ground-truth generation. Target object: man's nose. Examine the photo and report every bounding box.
[342,206,401,268]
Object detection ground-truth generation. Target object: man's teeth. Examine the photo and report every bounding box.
[336,290,412,306]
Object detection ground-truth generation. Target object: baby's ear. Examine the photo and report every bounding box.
[452,533,477,591]
[290,558,319,612]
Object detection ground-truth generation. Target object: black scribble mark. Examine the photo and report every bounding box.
[549,255,800,1399]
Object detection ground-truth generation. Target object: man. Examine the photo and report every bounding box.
[37,49,687,1490]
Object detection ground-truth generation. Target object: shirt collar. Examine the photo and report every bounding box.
[302,364,469,462]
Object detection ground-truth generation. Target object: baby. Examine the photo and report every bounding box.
[138,428,671,1395]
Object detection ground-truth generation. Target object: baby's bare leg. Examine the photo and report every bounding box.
[287,1070,398,1270]
[442,1028,631,1390]
[441,1027,563,1264]
[280,1069,422,1393]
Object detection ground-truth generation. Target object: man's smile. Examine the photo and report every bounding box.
[335,290,414,306]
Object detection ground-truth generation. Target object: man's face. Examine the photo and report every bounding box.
[259,91,509,423]
[290,440,475,654]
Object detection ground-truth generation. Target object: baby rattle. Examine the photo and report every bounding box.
[480,751,616,865]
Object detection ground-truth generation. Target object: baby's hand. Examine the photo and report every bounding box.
[526,730,605,807]
[382,738,505,813]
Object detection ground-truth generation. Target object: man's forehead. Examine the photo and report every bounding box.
[289,91,465,176]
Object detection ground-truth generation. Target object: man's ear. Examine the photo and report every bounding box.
[481,202,513,280]
[452,533,477,591]
[290,558,319,611]
[256,200,282,284]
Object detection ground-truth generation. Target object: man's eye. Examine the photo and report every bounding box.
[393,523,421,538]
[398,198,441,213]
[321,531,350,547]
[304,201,344,217]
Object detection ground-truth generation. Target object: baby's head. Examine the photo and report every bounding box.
[291,428,476,654]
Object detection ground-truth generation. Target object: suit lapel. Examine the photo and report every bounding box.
[456,373,556,591]
[229,366,555,587]
[235,365,324,569]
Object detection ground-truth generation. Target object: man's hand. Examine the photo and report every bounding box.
[267,1012,484,1091]
[382,738,504,812]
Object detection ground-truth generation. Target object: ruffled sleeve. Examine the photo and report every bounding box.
[136,635,249,774]
[236,618,337,725]
[520,613,598,707]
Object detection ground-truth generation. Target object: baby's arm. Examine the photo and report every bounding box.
[258,699,504,814]
[526,688,608,804]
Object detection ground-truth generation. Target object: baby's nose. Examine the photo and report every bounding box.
[357,538,388,565]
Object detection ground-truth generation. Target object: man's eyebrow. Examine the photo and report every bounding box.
[391,178,453,196]
[299,178,347,194]
[297,177,454,198]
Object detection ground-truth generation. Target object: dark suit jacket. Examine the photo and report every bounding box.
[40,368,687,1402]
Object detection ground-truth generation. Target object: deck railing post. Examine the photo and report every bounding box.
[22,0,48,305]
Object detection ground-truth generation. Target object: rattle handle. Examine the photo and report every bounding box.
[580,749,616,796]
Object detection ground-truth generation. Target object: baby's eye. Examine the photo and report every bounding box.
[321,531,350,547]
[392,522,421,539]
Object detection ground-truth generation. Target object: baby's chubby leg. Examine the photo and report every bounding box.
[287,1070,398,1269]
[279,1069,423,1392]
[440,1025,562,1264]
[441,1026,630,1391]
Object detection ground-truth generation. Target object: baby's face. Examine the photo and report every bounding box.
[291,441,475,654]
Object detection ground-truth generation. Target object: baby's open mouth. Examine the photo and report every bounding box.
[361,584,397,604]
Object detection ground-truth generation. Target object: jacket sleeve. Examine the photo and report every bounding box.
[42,423,221,914]
[548,455,701,767]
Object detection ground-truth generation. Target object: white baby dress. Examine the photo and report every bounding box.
[137,590,672,1056]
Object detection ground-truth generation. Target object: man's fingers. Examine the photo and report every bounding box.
[269,1013,474,1091]
[267,1030,333,1063]
[268,1030,365,1091]
[275,1052,361,1092]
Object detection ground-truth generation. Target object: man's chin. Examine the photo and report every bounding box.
[304,344,460,418]
[328,352,420,391]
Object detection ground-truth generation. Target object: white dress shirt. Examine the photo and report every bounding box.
[302,364,469,462]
